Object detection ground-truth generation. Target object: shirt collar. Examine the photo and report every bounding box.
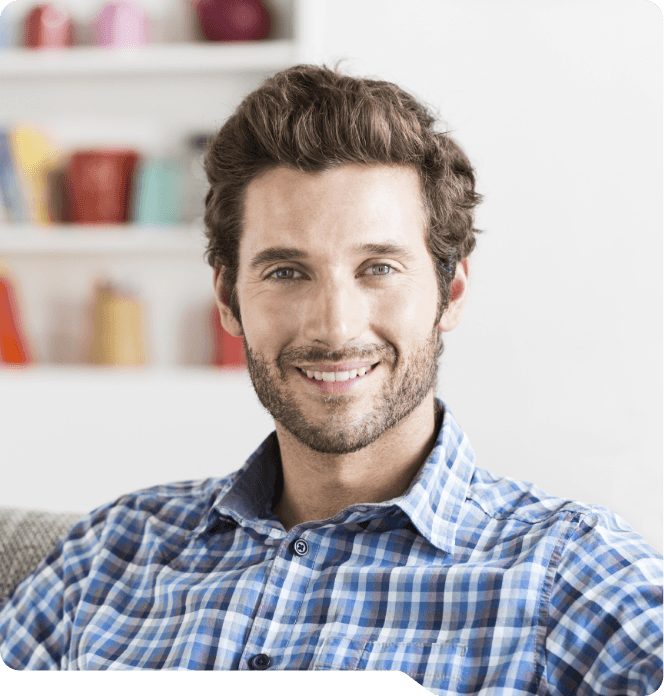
[390,399,476,554]
[190,398,476,554]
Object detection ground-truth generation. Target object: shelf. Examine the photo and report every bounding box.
[0,40,299,77]
[0,224,208,254]
[0,364,248,382]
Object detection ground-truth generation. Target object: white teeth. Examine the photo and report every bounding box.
[322,370,350,382]
[302,365,374,381]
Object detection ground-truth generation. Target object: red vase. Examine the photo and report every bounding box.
[24,4,75,48]
[66,150,139,224]
[210,303,246,368]
[195,0,271,42]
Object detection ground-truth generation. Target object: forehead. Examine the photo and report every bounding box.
[241,163,427,254]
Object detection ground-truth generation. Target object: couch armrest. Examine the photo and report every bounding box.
[0,506,83,605]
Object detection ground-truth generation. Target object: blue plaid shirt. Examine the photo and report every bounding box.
[1,399,662,694]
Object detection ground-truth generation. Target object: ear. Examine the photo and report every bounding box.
[439,258,469,332]
[213,266,244,338]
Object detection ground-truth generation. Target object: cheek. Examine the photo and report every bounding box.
[378,284,435,331]
[368,296,433,355]
[368,295,426,342]
[242,298,297,353]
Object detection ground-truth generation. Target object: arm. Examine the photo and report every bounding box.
[545,509,662,696]
[0,504,109,670]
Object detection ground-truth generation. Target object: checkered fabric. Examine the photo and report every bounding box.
[0,399,662,695]
[0,507,82,605]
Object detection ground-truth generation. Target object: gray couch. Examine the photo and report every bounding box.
[0,507,82,605]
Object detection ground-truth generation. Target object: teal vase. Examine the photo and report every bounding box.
[134,158,182,225]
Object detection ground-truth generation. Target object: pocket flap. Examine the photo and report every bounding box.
[312,636,466,691]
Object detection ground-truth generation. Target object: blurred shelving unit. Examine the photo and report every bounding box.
[0,224,206,254]
[0,40,301,76]
[0,0,325,376]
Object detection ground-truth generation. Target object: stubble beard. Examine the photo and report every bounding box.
[240,322,439,455]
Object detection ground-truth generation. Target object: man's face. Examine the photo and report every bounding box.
[215,164,446,455]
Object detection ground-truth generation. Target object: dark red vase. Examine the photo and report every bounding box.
[66,150,139,224]
[24,4,75,48]
[195,0,271,42]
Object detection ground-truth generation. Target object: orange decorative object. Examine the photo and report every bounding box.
[89,281,147,366]
[209,302,246,367]
[66,150,139,224]
[0,263,33,365]
[24,4,75,48]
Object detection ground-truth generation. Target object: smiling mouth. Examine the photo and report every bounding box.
[295,362,380,383]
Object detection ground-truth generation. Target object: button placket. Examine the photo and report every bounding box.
[240,533,318,671]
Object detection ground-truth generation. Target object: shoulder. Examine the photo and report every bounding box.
[106,475,233,518]
[4,475,238,613]
[464,466,661,567]
[461,468,662,691]
[69,474,238,546]
[466,466,584,524]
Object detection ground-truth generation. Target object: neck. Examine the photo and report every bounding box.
[273,397,441,532]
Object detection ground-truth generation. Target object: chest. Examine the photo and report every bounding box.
[69,527,551,693]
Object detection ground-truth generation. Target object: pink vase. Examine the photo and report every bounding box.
[93,1,149,48]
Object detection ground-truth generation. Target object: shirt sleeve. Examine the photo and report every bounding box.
[0,504,110,670]
[545,508,663,696]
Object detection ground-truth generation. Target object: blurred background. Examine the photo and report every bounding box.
[0,0,661,553]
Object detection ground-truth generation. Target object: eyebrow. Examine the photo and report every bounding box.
[248,241,416,273]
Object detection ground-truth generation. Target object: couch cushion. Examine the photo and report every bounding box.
[0,507,82,605]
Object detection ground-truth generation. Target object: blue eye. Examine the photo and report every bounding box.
[266,264,397,285]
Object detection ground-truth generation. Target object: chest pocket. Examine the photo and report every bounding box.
[312,636,466,691]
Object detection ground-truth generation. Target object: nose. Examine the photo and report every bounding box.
[299,271,368,350]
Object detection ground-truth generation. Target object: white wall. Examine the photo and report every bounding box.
[317,0,662,551]
[0,367,278,513]
[0,0,661,554]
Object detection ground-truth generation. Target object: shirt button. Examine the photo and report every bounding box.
[248,653,271,670]
[292,538,309,556]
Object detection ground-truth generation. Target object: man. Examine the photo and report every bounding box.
[0,64,661,695]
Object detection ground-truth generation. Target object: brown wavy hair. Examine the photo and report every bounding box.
[203,63,483,345]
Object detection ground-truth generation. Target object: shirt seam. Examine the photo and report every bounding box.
[465,492,589,526]
[122,479,228,503]
[533,509,583,695]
